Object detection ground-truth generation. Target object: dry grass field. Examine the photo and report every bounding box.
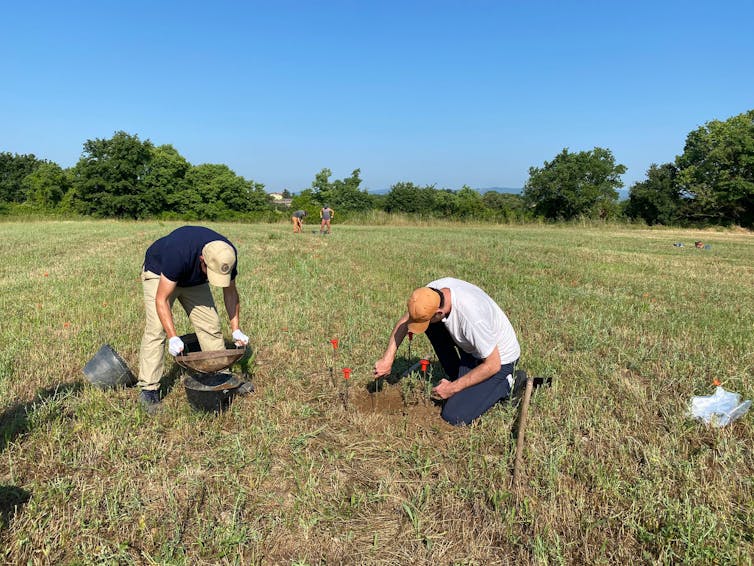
[0,219,752,564]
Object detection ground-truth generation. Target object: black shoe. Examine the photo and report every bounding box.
[139,390,161,414]
[510,369,529,402]
[235,381,255,396]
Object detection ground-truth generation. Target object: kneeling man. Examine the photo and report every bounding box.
[373,278,520,425]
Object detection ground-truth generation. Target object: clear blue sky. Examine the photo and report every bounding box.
[2,1,753,193]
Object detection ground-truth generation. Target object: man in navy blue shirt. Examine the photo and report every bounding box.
[139,226,250,411]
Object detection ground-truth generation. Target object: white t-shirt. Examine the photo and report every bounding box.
[427,277,520,364]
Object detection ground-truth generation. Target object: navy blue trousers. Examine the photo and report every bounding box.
[426,322,516,426]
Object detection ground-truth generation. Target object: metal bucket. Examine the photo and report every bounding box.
[83,344,136,390]
[183,372,241,414]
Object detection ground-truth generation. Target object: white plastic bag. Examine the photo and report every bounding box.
[689,386,752,427]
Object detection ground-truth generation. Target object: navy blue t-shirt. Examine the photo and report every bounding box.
[143,226,238,287]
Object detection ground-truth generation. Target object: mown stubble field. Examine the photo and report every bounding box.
[0,219,752,565]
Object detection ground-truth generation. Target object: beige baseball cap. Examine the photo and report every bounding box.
[202,241,236,287]
[406,287,441,333]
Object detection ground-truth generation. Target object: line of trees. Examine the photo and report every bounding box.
[288,171,529,222]
[0,132,270,221]
[1,109,752,227]
[624,110,754,228]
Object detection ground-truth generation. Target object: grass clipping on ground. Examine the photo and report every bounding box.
[0,220,752,564]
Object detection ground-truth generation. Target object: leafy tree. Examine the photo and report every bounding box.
[71,131,154,218]
[624,163,683,225]
[184,163,269,219]
[455,185,487,219]
[675,109,754,227]
[311,168,333,205]
[246,181,272,212]
[68,131,270,219]
[21,162,71,209]
[432,189,459,217]
[142,144,191,216]
[482,191,525,220]
[328,168,373,212]
[290,189,319,220]
[384,182,438,214]
[370,192,388,211]
[308,167,373,212]
[523,147,626,220]
[332,184,374,212]
[0,152,45,203]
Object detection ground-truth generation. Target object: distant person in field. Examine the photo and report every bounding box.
[319,205,334,234]
[291,210,306,233]
[138,226,251,413]
[373,278,522,425]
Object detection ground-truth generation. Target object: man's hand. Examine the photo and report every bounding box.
[168,336,185,356]
[432,378,458,400]
[232,329,249,346]
[373,356,393,379]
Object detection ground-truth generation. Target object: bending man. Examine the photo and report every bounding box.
[373,278,521,425]
[291,210,306,233]
[138,226,250,411]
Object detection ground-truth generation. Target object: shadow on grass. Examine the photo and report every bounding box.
[0,382,85,530]
[0,485,31,530]
[366,357,441,393]
[160,363,185,398]
[0,382,83,453]
[365,359,417,394]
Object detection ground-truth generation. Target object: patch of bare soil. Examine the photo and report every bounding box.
[349,383,446,427]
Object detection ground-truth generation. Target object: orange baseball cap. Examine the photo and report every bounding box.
[407,287,441,333]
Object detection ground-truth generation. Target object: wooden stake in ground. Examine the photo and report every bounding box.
[512,372,535,493]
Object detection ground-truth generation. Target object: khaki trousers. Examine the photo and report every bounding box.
[138,270,225,390]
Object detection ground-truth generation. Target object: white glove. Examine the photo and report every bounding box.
[168,336,185,356]
[232,329,249,346]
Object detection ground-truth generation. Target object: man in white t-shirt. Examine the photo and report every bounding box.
[373,277,521,425]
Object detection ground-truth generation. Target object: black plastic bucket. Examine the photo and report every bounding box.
[183,372,240,414]
[83,344,136,389]
[179,333,202,354]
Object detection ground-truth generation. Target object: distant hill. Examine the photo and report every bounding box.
[476,187,523,194]
[367,186,524,195]
[324,186,630,200]
[482,186,631,201]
